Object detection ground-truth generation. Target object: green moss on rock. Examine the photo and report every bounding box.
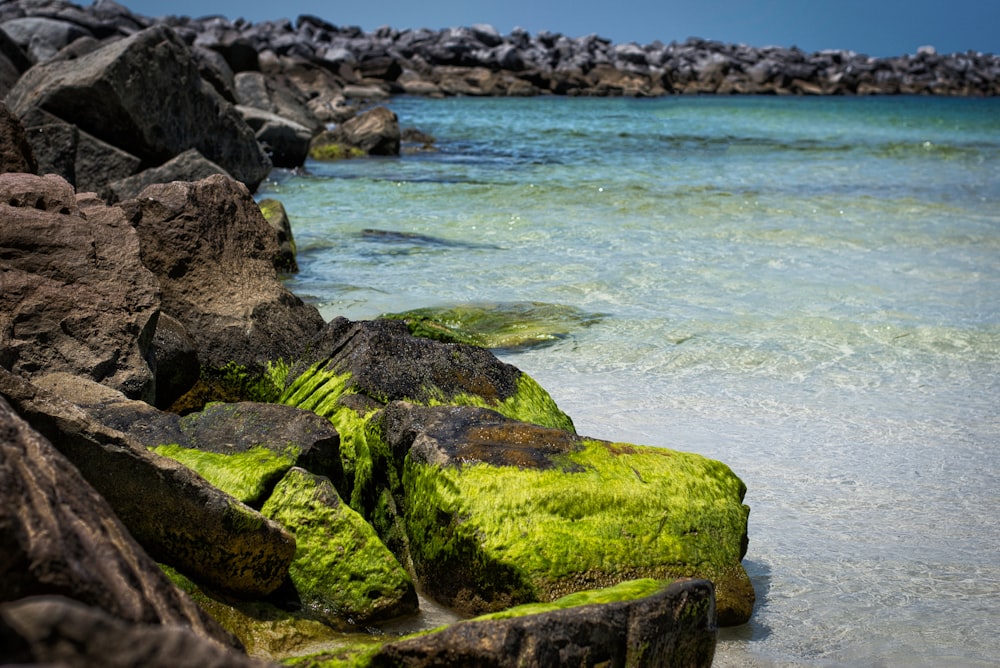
[309,143,367,160]
[152,443,296,507]
[436,373,575,433]
[261,467,418,626]
[402,438,752,621]
[381,301,605,351]
[160,564,353,659]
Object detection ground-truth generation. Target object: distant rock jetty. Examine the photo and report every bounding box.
[1,0,997,100]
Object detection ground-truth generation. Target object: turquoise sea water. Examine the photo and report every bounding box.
[259,95,1000,667]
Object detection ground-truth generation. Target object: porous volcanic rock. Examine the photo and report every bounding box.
[120,174,325,380]
[0,172,159,401]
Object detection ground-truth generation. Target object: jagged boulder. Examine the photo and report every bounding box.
[105,148,229,203]
[0,393,238,648]
[6,24,271,191]
[0,369,297,598]
[119,174,326,385]
[0,100,35,173]
[0,172,159,401]
[310,106,400,159]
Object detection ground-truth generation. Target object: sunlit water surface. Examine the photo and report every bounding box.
[259,95,1000,667]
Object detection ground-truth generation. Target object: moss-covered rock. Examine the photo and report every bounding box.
[261,467,418,626]
[142,400,343,507]
[308,141,366,161]
[258,198,298,274]
[273,317,575,524]
[161,563,346,659]
[377,402,754,626]
[286,578,718,668]
[380,301,605,351]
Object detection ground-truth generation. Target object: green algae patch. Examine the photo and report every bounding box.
[152,443,295,507]
[309,142,367,160]
[171,360,291,413]
[472,577,668,622]
[261,467,418,626]
[160,564,357,660]
[380,301,605,351]
[435,372,575,434]
[402,438,752,620]
[277,364,575,507]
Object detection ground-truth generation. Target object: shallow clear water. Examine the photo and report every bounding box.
[259,95,1000,666]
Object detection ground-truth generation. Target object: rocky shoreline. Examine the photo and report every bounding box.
[2,1,990,667]
[3,0,997,103]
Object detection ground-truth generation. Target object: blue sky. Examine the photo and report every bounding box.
[122,0,996,57]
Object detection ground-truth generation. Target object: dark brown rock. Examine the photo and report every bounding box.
[370,579,717,668]
[120,174,325,376]
[150,312,200,410]
[0,101,35,173]
[380,401,580,471]
[0,596,275,668]
[0,369,297,598]
[0,393,238,648]
[6,25,271,191]
[0,173,159,401]
[299,317,523,408]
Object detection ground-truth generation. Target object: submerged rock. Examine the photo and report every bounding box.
[382,301,606,351]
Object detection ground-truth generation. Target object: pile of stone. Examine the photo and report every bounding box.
[0,0,996,197]
[3,0,994,103]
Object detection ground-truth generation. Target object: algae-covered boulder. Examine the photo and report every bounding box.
[291,578,717,667]
[277,317,576,535]
[377,402,754,626]
[381,301,606,351]
[260,467,418,626]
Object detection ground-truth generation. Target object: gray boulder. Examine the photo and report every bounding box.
[0,100,35,173]
[6,25,271,191]
[105,148,229,203]
[238,105,313,168]
[0,16,91,62]
[316,105,400,156]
